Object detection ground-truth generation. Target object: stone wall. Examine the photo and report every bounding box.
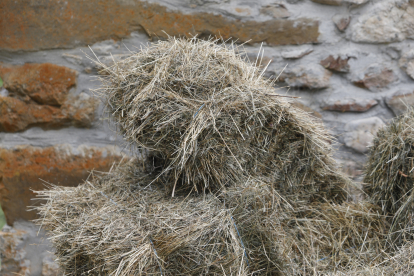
[1,0,414,274]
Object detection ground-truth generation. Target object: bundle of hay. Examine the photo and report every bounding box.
[332,241,414,276]
[364,108,414,237]
[95,37,348,199]
[34,37,378,275]
[222,179,389,275]
[34,160,388,276]
[34,161,251,276]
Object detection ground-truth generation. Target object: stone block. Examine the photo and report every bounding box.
[343,117,385,153]
[281,66,332,89]
[0,145,124,225]
[320,55,350,73]
[351,0,414,43]
[386,90,414,116]
[321,98,378,112]
[0,0,320,51]
[399,48,414,80]
[0,92,99,132]
[0,63,77,106]
[332,14,351,32]
[0,62,99,132]
[352,64,397,91]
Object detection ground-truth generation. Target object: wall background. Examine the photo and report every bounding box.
[1,0,414,275]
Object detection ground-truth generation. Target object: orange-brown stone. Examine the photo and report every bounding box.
[0,62,98,132]
[0,145,125,225]
[0,93,99,132]
[0,63,77,106]
[0,97,36,132]
[353,68,397,91]
[320,55,350,73]
[0,0,320,51]
[321,98,378,112]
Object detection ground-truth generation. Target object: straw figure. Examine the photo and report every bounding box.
[32,37,403,275]
[364,108,414,240]
[94,36,349,199]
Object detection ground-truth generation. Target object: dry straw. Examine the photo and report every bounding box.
[223,178,389,275]
[34,161,250,276]
[364,108,414,241]
[34,160,390,275]
[93,36,349,198]
[32,37,412,275]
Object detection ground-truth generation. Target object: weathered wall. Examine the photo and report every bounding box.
[1,0,414,274]
[0,221,58,276]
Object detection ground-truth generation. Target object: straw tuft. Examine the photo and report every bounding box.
[364,108,414,240]
[94,36,349,197]
[34,160,389,275]
[34,161,250,275]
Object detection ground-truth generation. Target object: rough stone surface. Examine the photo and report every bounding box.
[216,4,259,18]
[0,63,77,106]
[0,145,125,225]
[346,0,369,5]
[0,0,320,51]
[41,253,59,276]
[260,4,291,18]
[351,0,414,43]
[281,46,313,59]
[320,55,350,73]
[386,90,414,116]
[352,64,397,91]
[311,0,368,5]
[343,117,385,153]
[291,101,322,119]
[332,14,351,32]
[281,66,332,89]
[311,0,342,5]
[399,48,414,80]
[0,221,57,276]
[0,92,99,132]
[0,63,99,132]
[321,98,378,112]
[0,226,30,276]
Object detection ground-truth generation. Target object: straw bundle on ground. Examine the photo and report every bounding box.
[34,160,390,275]
[364,108,414,237]
[94,37,348,199]
[222,179,389,275]
[34,161,250,276]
